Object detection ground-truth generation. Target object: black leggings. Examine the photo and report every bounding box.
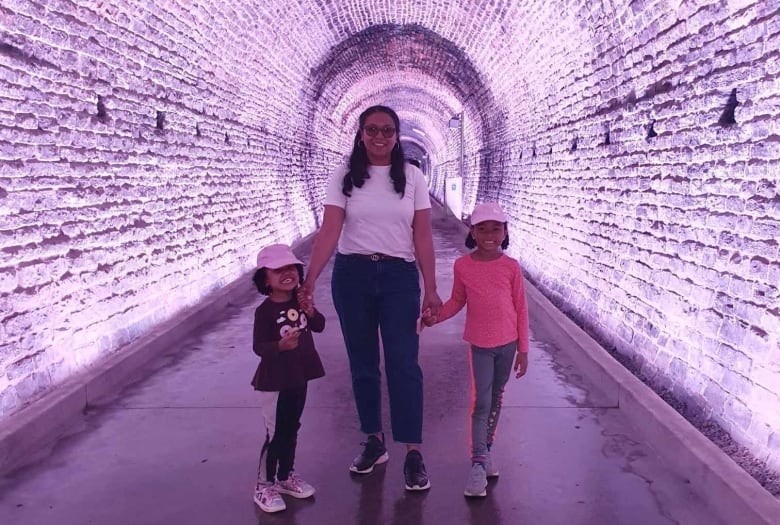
[258,385,308,483]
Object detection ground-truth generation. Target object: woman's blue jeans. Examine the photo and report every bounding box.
[331,253,423,444]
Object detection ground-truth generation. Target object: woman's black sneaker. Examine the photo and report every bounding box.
[349,434,389,474]
[403,450,431,491]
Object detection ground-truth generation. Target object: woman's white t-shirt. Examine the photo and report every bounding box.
[323,164,431,262]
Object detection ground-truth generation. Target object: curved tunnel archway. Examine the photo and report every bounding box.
[300,23,509,209]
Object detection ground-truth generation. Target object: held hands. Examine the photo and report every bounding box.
[420,307,438,327]
[419,289,442,331]
[416,308,435,335]
[422,289,443,319]
[514,352,529,378]
[300,301,315,317]
[416,289,442,335]
[419,290,443,333]
[278,327,301,351]
[297,281,315,316]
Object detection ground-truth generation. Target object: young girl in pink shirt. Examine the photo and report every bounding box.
[423,202,530,498]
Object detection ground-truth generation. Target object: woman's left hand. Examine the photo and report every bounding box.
[422,289,442,318]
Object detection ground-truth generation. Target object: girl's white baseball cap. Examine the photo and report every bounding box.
[470,202,507,225]
[256,244,303,269]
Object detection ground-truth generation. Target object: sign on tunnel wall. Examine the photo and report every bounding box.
[445,177,463,219]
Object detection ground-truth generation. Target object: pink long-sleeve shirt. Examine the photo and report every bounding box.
[437,253,530,353]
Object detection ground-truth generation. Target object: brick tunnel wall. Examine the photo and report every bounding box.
[0,1,340,415]
[479,2,780,469]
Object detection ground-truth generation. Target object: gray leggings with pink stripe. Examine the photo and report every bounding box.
[469,341,517,463]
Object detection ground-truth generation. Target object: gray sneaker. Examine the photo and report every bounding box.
[463,462,487,497]
[484,452,499,478]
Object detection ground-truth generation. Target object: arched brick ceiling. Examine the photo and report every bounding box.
[11,0,616,175]
[322,74,465,156]
[295,1,605,144]
[305,23,500,163]
[5,0,686,163]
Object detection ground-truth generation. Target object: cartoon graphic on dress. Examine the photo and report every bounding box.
[277,308,308,338]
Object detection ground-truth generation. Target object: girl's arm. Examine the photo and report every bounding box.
[307,307,326,333]
[436,263,466,323]
[412,208,442,316]
[299,205,345,304]
[253,309,281,358]
[513,264,530,354]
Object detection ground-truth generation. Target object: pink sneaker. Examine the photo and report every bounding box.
[254,483,286,513]
[276,473,315,499]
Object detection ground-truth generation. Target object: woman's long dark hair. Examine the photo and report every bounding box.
[342,105,406,197]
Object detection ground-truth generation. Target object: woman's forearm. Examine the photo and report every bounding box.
[305,205,344,284]
[306,230,339,284]
[413,209,437,293]
[416,242,437,293]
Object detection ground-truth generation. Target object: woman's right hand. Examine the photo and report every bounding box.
[297,280,315,312]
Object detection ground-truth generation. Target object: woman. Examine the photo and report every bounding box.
[299,105,441,491]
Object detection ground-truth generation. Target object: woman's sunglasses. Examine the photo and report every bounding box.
[362,125,397,138]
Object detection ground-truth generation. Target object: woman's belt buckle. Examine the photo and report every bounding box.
[370,253,381,261]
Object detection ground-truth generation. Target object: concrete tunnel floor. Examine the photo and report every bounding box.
[0,204,724,525]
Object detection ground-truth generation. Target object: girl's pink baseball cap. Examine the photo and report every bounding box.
[256,244,303,269]
[470,202,507,225]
